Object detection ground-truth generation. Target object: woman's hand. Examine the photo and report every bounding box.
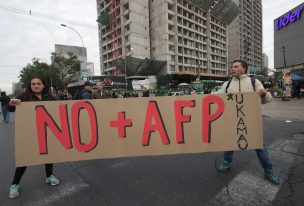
[9,99,21,106]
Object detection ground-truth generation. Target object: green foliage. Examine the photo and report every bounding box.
[156,74,175,88]
[51,52,80,91]
[18,53,80,92]
[248,66,268,76]
[19,58,52,89]
[274,71,283,79]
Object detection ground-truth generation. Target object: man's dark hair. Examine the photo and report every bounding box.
[232,59,248,72]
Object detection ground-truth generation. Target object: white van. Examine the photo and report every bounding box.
[171,92,184,96]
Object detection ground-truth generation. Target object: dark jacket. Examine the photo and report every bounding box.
[17,92,55,102]
[81,89,93,100]
[92,90,108,99]
[0,94,11,107]
[142,90,149,97]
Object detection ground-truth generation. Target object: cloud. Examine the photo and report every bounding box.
[1,0,302,94]
[0,0,99,94]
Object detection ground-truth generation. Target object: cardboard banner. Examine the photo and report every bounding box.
[15,92,263,166]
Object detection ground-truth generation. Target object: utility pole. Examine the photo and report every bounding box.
[282,46,287,68]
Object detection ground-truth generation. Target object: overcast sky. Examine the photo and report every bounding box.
[0,0,302,94]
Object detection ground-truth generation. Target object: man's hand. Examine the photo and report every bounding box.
[9,99,21,106]
[257,89,268,97]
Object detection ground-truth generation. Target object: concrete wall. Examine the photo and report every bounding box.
[227,0,262,67]
[227,16,240,65]
[128,0,150,59]
[149,0,170,65]
[55,44,87,62]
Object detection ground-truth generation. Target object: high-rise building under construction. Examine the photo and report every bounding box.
[96,0,240,80]
[227,0,263,69]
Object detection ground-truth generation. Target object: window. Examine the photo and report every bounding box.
[171,55,175,62]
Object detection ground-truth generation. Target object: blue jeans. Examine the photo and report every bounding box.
[1,105,10,122]
[223,145,273,172]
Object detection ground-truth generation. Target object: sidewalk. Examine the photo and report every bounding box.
[262,97,304,121]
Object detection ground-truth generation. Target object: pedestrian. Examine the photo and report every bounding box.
[217,59,280,185]
[0,91,11,122]
[295,83,301,99]
[142,87,149,97]
[111,91,118,98]
[191,88,197,95]
[92,82,108,99]
[81,81,94,99]
[8,75,60,199]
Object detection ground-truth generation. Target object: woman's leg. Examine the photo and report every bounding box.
[45,164,53,178]
[12,166,27,185]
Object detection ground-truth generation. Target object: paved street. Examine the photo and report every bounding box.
[0,98,303,206]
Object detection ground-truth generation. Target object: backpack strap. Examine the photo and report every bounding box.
[226,77,256,93]
[250,77,256,92]
[225,79,232,93]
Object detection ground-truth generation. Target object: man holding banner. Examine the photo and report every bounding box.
[217,60,280,185]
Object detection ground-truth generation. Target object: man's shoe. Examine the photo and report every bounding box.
[265,170,280,185]
[218,160,231,172]
[46,175,60,186]
[9,184,20,199]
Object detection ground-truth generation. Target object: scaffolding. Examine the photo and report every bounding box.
[188,0,240,24]
[109,0,122,75]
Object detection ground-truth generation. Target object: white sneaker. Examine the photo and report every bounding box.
[45,175,60,186]
[9,184,20,199]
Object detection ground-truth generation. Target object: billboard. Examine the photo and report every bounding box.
[274,3,304,69]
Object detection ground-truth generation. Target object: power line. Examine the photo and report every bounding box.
[0,3,98,30]
[0,64,24,68]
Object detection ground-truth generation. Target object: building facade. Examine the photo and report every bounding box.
[53,44,94,86]
[150,0,228,77]
[228,0,262,68]
[54,44,87,62]
[262,53,268,68]
[97,0,239,80]
[274,2,304,87]
[274,2,304,70]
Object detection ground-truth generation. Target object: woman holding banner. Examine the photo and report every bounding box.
[8,76,60,199]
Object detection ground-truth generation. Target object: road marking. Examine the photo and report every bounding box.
[29,181,89,206]
[207,137,302,206]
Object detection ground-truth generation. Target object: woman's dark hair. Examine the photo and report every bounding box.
[24,75,49,100]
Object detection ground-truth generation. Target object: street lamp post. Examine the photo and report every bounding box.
[125,56,128,92]
[282,46,287,68]
[281,46,289,101]
[124,47,133,92]
[60,24,88,79]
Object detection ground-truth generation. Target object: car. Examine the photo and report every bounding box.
[210,86,222,94]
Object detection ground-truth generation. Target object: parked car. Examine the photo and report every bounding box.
[210,86,222,94]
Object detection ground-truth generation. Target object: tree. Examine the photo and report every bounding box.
[51,52,80,91]
[19,58,52,89]
[156,74,175,88]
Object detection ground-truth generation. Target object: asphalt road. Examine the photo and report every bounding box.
[0,98,303,206]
